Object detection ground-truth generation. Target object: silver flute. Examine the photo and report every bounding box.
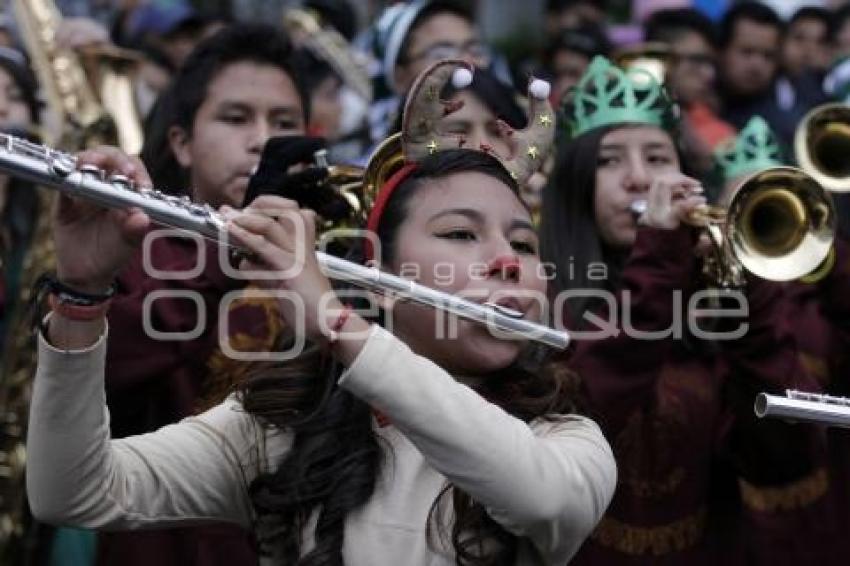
[0,134,569,350]
[755,390,850,428]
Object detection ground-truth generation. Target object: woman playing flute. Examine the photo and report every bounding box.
[26,61,617,565]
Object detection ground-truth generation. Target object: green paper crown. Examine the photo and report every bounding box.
[565,55,675,137]
[714,116,784,181]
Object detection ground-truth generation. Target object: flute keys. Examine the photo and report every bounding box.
[145,189,165,200]
[314,148,329,168]
[48,155,75,177]
[78,164,102,179]
[176,195,194,210]
[109,174,132,190]
[483,301,524,319]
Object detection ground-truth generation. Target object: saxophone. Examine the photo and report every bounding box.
[283,8,372,103]
[11,0,145,154]
[2,0,142,557]
[0,186,55,562]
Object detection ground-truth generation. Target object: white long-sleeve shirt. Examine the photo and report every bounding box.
[27,324,616,565]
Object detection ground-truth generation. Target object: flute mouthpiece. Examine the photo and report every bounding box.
[630,200,648,216]
[314,149,329,168]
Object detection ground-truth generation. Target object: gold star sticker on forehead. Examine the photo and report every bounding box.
[509,170,518,180]
[538,114,552,127]
[527,145,539,160]
[427,140,439,154]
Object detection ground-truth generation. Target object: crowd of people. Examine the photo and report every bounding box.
[2,0,850,565]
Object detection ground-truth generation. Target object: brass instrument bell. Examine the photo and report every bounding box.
[611,42,671,86]
[313,133,406,230]
[360,133,406,218]
[726,167,835,281]
[674,167,834,287]
[634,167,837,286]
[794,102,850,192]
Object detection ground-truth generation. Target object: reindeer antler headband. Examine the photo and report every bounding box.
[364,59,556,239]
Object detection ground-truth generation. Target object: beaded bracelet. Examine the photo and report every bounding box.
[31,274,116,336]
[47,277,116,306]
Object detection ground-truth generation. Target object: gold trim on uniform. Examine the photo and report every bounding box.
[738,467,829,513]
[202,285,285,408]
[797,352,830,385]
[590,507,707,556]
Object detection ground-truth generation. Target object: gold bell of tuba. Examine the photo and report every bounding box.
[794,102,850,192]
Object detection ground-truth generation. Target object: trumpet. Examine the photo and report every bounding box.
[631,167,835,286]
[0,133,569,350]
[795,102,850,192]
[755,390,850,428]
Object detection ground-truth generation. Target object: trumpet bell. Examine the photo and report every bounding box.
[313,133,404,233]
[310,134,403,230]
[361,133,405,217]
[794,103,850,192]
[728,167,835,281]
[611,42,671,85]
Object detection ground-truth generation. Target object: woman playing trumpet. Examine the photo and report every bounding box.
[719,115,850,562]
[539,56,832,565]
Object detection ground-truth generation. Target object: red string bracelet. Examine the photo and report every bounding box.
[326,304,353,345]
[48,293,112,321]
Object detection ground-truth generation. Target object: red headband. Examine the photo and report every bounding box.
[364,162,419,261]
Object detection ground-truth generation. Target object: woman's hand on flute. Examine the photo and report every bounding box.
[54,146,152,294]
[222,196,371,363]
[47,146,152,349]
[223,196,339,337]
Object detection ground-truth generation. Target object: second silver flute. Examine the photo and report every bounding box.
[755,390,850,428]
[0,134,569,350]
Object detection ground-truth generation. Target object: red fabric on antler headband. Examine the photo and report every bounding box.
[364,162,419,261]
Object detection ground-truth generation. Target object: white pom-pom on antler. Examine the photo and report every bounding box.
[403,60,475,161]
[528,78,551,100]
[452,67,473,89]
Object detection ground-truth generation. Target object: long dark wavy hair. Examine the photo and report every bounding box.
[238,149,578,565]
[539,124,692,324]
